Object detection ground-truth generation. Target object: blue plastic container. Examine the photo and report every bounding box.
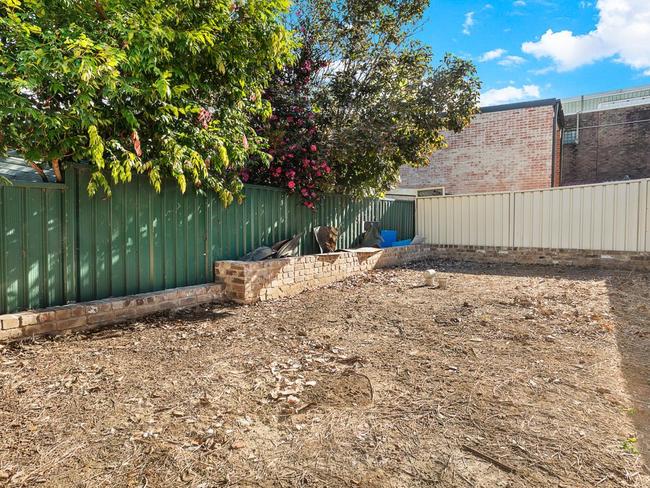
[380,230,397,248]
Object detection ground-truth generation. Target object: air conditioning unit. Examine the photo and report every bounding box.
[385,187,446,200]
[416,187,446,197]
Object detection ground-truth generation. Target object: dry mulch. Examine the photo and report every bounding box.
[0,260,648,487]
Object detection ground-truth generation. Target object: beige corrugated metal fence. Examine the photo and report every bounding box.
[416,178,650,252]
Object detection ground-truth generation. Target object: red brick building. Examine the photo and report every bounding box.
[399,99,564,195]
[560,89,650,185]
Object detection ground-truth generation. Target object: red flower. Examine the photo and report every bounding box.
[310,144,317,152]
[131,130,142,157]
[288,181,296,190]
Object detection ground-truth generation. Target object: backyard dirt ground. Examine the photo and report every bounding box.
[0,260,649,487]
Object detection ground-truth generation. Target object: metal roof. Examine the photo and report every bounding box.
[0,152,55,183]
[562,85,650,114]
[480,98,560,114]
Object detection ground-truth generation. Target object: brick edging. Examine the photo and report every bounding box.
[424,245,650,271]
[0,283,225,342]
[4,244,647,342]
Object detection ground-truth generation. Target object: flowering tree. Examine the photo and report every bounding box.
[248,36,334,208]
[282,0,481,197]
[0,0,294,205]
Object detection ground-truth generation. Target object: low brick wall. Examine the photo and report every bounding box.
[425,245,650,271]
[0,283,225,342]
[4,244,646,342]
[214,245,433,304]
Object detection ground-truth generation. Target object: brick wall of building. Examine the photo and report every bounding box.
[399,104,558,194]
[561,103,650,186]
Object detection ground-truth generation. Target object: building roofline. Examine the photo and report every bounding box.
[562,84,650,103]
[479,98,560,114]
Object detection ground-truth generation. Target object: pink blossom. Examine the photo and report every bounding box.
[242,134,249,150]
[310,145,317,152]
[288,181,296,190]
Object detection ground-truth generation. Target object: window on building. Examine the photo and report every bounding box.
[563,129,577,144]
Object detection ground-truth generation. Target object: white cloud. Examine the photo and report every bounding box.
[522,0,650,73]
[478,48,507,62]
[531,65,555,75]
[498,55,526,66]
[480,84,541,106]
[513,0,526,6]
[463,11,475,35]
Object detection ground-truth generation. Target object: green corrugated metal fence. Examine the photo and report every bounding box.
[0,181,66,314]
[0,166,415,314]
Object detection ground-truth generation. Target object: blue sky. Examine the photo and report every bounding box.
[416,0,650,105]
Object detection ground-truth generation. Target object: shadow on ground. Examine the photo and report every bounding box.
[416,259,650,472]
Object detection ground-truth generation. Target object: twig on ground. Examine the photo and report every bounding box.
[461,444,518,474]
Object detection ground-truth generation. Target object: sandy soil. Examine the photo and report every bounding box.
[0,260,648,487]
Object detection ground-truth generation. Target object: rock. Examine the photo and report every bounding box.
[231,440,246,450]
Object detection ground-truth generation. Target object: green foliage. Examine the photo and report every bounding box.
[622,437,639,455]
[0,0,295,203]
[293,0,481,195]
[248,37,334,208]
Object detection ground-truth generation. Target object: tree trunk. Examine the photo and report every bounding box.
[28,161,49,183]
[52,159,63,183]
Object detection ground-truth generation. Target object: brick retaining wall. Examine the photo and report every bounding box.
[214,245,433,304]
[3,244,647,342]
[424,245,650,271]
[0,283,225,342]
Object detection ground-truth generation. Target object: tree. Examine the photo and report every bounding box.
[247,33,334,208]
[289,0,481,196]
[0,0,294,205]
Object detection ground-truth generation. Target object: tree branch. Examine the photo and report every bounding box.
[94,0,107,20]
[28,161,49,183]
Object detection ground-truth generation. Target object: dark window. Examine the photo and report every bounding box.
[563,129,577,144]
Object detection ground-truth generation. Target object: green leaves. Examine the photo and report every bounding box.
[154,71,172,100]
[87,125,105,169]
[290,0,481,196]
[0,0,294,203]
